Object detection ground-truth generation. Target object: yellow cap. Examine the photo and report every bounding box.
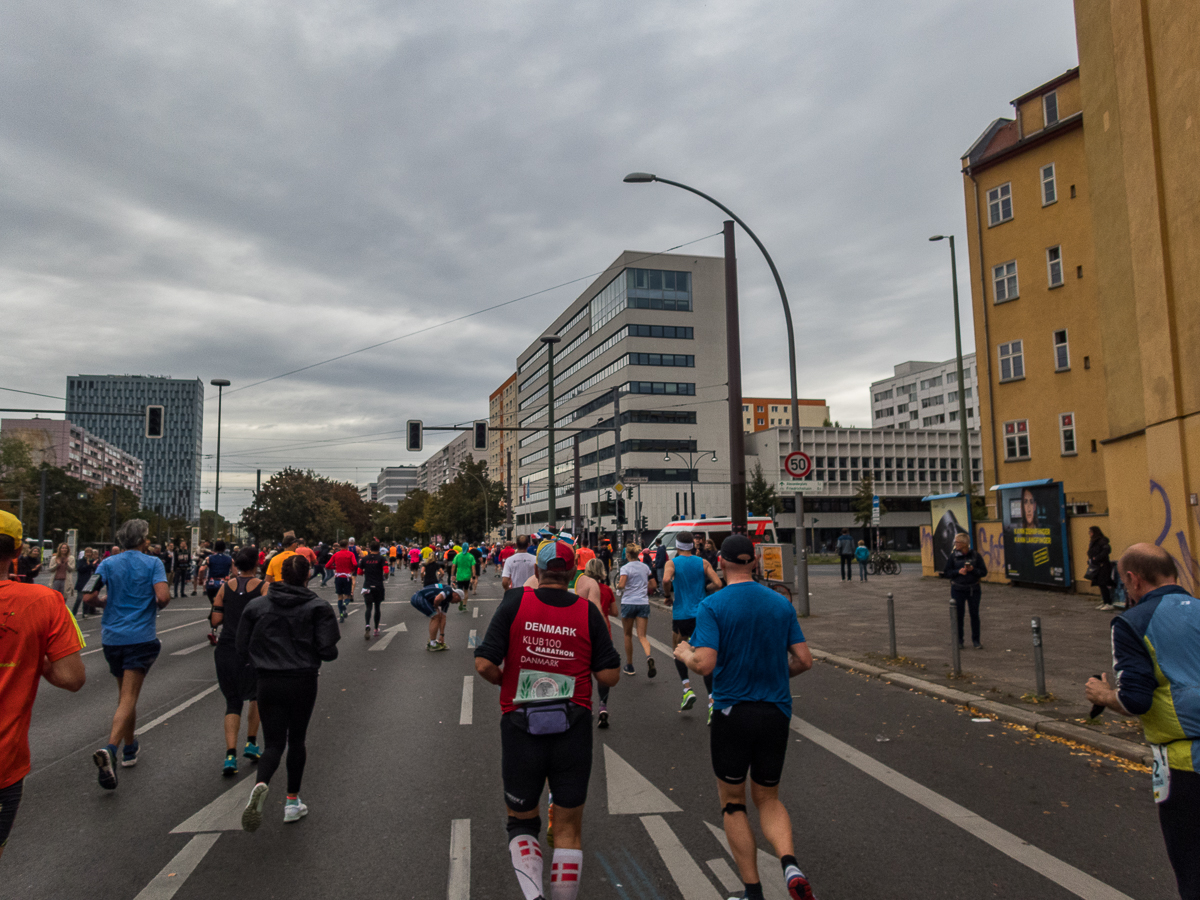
[0,510,22,543]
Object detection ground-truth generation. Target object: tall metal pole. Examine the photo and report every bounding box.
[723,222,748,535]
[689,450,696,518]
[613,391,623,546]
[573,434,581,537]
[37,467,47,563]
[542,335,561,529]
[595,426,602,546]
[506,450,513,539]
[111,484,118,545]
[949,236,973,517]
[210,379,230,542]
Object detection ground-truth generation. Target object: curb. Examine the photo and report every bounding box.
[809,648,1152,766]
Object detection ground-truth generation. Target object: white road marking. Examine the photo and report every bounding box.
[604,744,680,815]
[706,858,742,894]
[172,780,253,833]
[448,818,471,900]
[641,815,721,900]
[459,676,474,725]
[171,641,212,656]
[81,617,210,656]
[135,684,221,736]
[467,629,478,648]
[790,716,1136,900]
[472,606,479,618]
[704,821,789,900]
[131,832,221,900]
[369,622,408,651]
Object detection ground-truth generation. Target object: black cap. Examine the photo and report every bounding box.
[719,534,755,565]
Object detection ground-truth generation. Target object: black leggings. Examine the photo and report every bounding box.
[363,597,382,628]
[256,672,319,794]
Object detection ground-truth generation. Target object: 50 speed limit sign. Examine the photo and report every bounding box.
[784,451,812,479]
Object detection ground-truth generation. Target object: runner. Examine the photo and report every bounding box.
[617,544,656,677]
[410,582,462,651]
[473,536,620,900]
[408,544,421,581]
[501,535,536,591]
[469,542,485,589]
[193,540,211,596]
[661,531,723,721]
[264,532,300,584]
[81,519,170,790]
[574,540,595,575]
[673,535,817,900]
[358,540,389,638]
[420,549,446,589]
[316,542,333,588]
[387,542,398,576]
[204,541,234,645]
[238,555,339,832]
[498,540,516,576]
[584,557,616,728]
[326,539,358,621]
[453,543,477,610]
[210,546,263,775]
[0,511,86,860]
[294,539,318,572]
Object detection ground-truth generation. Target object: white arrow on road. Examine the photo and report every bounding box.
[368,621,408,651]
[603,745,680,815]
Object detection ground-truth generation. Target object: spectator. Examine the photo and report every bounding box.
[836,530,854,582]
[74,548,99,618]
[940,533,987,649]
[653,539,668,597]
[47,544,75,598]
[15,545,41,584]
[1086,544,1199,899]
[1087,526,1116,611]
[854,540,870,582]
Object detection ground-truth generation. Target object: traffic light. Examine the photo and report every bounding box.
[406,420,423,452]
[473,420,488,451]
[145,405,164,438]
[640,515,649,531]
[616,498,626,524]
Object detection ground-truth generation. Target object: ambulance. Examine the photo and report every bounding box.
[648,516,778,559]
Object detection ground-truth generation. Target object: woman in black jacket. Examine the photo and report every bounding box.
[237,554,339,832]
[1087,526,1115,610]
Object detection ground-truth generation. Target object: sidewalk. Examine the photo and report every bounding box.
[791,566,1149,761]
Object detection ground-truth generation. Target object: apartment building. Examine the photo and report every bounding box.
[416,430,487,493]
[488,373,518,491]
[870,357,979,431]
[741,397,829,433]
[1,418,144,497]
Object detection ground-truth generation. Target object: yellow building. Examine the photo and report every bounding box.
[742,397,829,433]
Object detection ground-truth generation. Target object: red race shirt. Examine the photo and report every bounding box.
[0,581,85,788]
[499,587,594,715]
[499,547,516,564]
[327,549,358,575]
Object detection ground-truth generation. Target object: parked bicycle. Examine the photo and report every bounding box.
[868,551,902,576]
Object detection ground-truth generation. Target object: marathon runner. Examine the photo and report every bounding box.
[673,535,817,900]
[410,582,462,651]
[210,546,262,775]
[408,545,421,580]
[193,541,211,596]
[358,541,389,638]
[326,540,358,621]
[617,544,657,677]
[453,543,477,610]
[473,536,620,900]
[264,532,300,584]
[387,542,398,575]
[204,541,234,645]
[584,557,616,728]
[661,531,723,720]
[501,535,536,591]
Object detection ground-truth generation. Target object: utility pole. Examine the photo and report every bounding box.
[37,468,47,562]
[724,221,748,535]
[542,335,562,529]
[613,391,623,545]
[110,484,118,545]
[573,435,581,537]
[506,450,513,539]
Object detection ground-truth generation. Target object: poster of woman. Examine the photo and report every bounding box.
[999,482,1069,587]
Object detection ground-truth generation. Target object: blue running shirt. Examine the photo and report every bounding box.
[96,552,167,646]
[671,554,706,621]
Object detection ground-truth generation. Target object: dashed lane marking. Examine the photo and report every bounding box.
[459,676,474,726]
[171,641,212,656]
[706,858,742,894]
[448,818,471,900]
[467,629,478,649]
[641,815,722,900]
[135,684,221,736]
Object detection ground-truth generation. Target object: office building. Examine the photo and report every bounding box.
[65,375,203,521]
[416,430,487,493]
[375,465,419,510]
[870,357,979,431]
[488,373,518,491]
[511,250,729,530]
[359,483,378,504]
[1,418,144,497]
[742,397,829,433]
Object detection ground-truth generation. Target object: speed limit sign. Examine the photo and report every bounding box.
[784,451,812,479]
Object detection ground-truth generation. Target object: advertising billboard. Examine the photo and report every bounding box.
[998,481,1070,587]
[927,494,971,575]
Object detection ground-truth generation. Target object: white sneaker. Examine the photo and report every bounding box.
[242,782,269,832]
[284,799,308,823]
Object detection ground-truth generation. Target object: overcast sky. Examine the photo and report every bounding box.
[0,0,1080,519]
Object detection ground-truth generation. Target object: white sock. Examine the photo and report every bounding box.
[681,678,691,688]
[508,835,544,900]
[550,848,583,900]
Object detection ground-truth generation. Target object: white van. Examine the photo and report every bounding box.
[648,516,778,559]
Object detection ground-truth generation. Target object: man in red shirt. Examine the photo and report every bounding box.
[326,540,359,621]
[0,511,86,859]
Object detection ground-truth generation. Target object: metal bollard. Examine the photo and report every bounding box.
[949,598,961,676]
[886,592,897,659]
[1031,616,1046,697]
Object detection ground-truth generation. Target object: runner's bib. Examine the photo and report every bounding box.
[513,669,576,704]
[1151,744,1171,804]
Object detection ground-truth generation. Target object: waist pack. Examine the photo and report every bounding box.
[512,701,572,735]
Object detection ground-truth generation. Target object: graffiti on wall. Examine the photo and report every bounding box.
[1150,479,1200,594]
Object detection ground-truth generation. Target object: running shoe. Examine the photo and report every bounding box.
[458,602,467,612]
[680,688,697,711]
[242,782,269,832]
[426,642,439,652]
[223,754,238,777]
[121,740,139,768]
[373,628,380,637]
[434,641,449,651]
[207,630,218,645]
[283,798,308,823]
[93,747,118,790]
[340,611,347,622]
[647,658,657,678]
[621,663,635,676]
[364,625,371,640]
[597,707,609,729]
[707,701,714,727]
[243,740,261,761]
[786,868,816,900]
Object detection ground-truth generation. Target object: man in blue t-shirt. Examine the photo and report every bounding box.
[82,519,170,791]
[674,534,817,900]
[661,530,723,717]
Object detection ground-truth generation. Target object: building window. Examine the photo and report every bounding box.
[1060,413,1077,455]
[987,183,1013,225]
[919,375,943,390]
[756,405,764,412]
[874,389,893,401]
[1044,91,1059,127]
[771,405,778,412]
[1047,246,1064,288]
[742,404,748,411]
[757,418,764,426]
[999,340,1024,382]
[1053,329,1070,371]
[1004,419,1031,460]
[993,261,1018,302]
[1041,163,1057,205]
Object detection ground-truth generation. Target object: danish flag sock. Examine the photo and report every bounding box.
[550,848,583,900]
[508,835,544,900]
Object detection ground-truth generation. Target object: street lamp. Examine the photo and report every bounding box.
[540,335,562,530]
[625,171,810,615]
[928,236,973,521]
[210,379,231,542]
[663,449,718,520]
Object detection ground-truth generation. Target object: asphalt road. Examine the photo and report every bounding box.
[3,571,1177,900]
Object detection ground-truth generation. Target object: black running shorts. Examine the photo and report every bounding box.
[0,779,22,850]
[334,575,352,595]
[214,644,257,715]
[710,701,790,787]
[500,709,593,812]
[673,618,697,639]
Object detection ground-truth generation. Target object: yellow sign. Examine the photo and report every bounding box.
[759,544,784,582]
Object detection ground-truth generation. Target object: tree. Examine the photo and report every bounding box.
[745,462,779,517]
[422,460,502,542]
[239,467,377,545]
[851,474,886,536]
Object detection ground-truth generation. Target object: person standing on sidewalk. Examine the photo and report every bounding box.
[836,529,854,581]
[854,541,870,582]
[673,534,817,900]
[941,532,987,649]
[1087,527,1116,611]
[1086,543,1200,900]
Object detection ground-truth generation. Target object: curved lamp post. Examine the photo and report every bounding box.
[624,172,809,614]
[929,235,973,518]
[663,449,718,520]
